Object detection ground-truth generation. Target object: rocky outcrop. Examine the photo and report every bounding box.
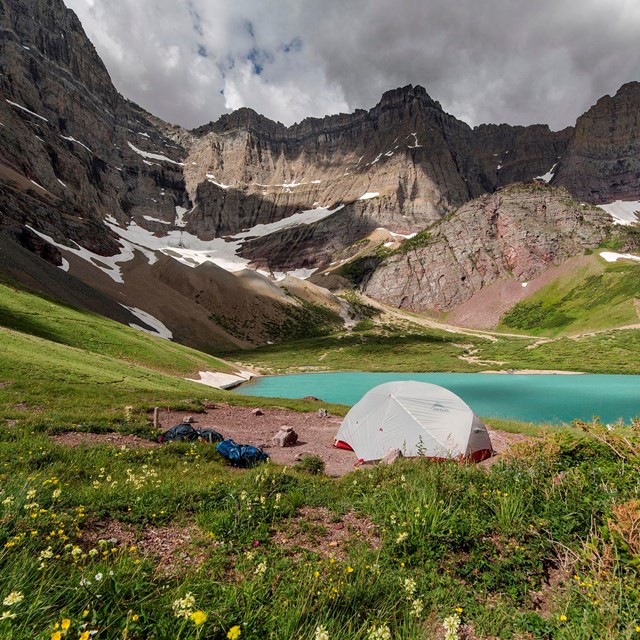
[554,82,640,203]
[0,0,191,256]
[364,185,610,312]
[183,85,569,247]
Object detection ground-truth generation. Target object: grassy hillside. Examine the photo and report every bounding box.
[500,255,640,336]
[0,282,343,432]
[228,321,640,375]
[0,280,233,376]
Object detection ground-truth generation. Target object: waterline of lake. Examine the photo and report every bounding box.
[236,372,640,424]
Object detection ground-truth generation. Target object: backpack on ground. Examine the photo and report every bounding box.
[216,438,269,468]
[196,428,224,444]
[158,423,200,443]
[158,424,225,444]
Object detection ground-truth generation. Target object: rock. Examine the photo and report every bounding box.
[183,416,195,424]
[555,82,640,203]
[252,408,264,416]
[272,427,298,447]
[303,396,322,402]
[203,401,217,410]
[381,448,403,465]
[364,184,609,313]
[318,408,328,418]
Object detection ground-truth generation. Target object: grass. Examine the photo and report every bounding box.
[228,322,640,375]
[0,283,346,432]
[499,256,640,336]
[0,421,638,639]
[1,242,640,637]
[0,280,233,377]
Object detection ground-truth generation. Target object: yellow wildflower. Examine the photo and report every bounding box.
[190,611,207,625]
[227,625,242,639]
[559,614,567,621]
[51,632,62,640]
[455,607,463,614]
[61,619,71,630]
[79,632,90,640]
[132,614,139,621]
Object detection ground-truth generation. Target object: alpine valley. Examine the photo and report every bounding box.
[1,0,639,361]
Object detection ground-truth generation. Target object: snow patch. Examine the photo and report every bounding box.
[234,205,344,240]
[359,192,380,200]
[56,178,67,188]
[186,370,253,390]
[600,251,640,263]
[120,304,173,339]
[273,267,318,281]
[205,174,231,189]
[371,153,383,164]
[127,141,183,166]
[143,215,170,225]
[6,99,48,122]
[521,282,528,288]
[174,206,189,228]
[59,257,69,272]
[60,135,92,154]
[534,163,557,183]
[29,179,47,192]
[407,132,422,148]
[598,201,640,226]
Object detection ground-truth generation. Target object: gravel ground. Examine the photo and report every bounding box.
[51,405,530,477]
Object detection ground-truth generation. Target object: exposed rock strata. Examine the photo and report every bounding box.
[364,185,610,312]
[554,82,640,203]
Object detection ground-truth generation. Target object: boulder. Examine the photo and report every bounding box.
[272,427,298,447]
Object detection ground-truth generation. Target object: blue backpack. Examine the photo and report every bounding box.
[216,439,269,468]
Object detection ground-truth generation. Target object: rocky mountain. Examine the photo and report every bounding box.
[0,0,638,351]
[362,184,610,313]
[553,82,640,203]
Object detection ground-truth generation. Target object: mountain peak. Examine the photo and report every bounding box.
[378,84,441,110]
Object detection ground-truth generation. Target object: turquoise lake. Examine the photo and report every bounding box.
[236,372,640,424]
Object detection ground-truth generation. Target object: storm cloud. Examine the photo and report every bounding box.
[65,0,640,130]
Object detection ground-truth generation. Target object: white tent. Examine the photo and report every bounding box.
[334,381,492,462]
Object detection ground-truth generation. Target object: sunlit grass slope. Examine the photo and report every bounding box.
[499,256,640,336]
[0,281,342,430]
[0,280,232,376]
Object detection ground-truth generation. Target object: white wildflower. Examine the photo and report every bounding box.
[403,577,416,597]
[395,531,408,544]
[443,614,461,640]
[367,624,391,640]
[39,547,53,560]
[411,598,424,618]
[314,624,329,640]
[2,591,24,606]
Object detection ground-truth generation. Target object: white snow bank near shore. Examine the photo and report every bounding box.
[186,370,254,390]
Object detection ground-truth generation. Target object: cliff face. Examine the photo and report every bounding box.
[0,0,190,259]
[363,185,610,313]
[182,85,569,244]
[554,82,640,203]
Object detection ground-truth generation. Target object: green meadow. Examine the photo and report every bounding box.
[1,275,639,639]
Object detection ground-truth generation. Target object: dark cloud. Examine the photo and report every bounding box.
[65,0,640,130]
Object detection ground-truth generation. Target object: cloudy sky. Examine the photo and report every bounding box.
[65,0,640,131]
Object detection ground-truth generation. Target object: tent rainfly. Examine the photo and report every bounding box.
[334,381,492,462]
